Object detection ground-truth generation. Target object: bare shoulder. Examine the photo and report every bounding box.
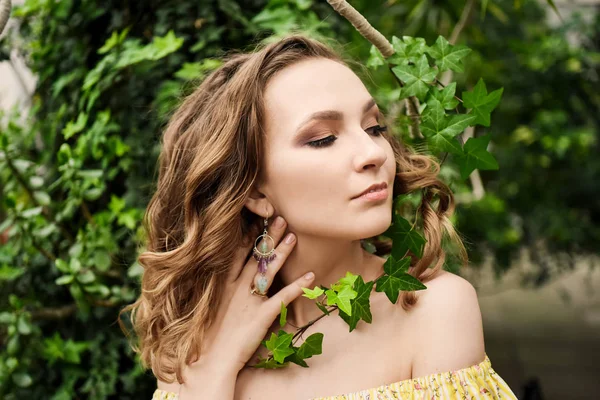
[415,269,479,307]
[409,269,486,377]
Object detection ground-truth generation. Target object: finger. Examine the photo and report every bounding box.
[263,272,315,315]
[250,232,296,293]
[227,240,254,282]
[239,216,287,282]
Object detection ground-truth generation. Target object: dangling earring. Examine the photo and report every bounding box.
[252,211,276,294]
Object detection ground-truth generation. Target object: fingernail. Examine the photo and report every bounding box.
[304,272,314,280]
[273,216,284,228]
[285,233,295,244]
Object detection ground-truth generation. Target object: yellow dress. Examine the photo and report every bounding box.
[152,353,518,399]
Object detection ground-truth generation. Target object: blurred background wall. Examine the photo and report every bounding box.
[0,0,599,399]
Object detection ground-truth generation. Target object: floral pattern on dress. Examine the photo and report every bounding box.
[151,353,518,400]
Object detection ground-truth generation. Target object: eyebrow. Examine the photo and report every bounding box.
[294,98,378,134]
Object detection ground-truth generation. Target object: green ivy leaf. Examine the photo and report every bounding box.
[325,285,357,315]
[383,255,410,276]
[388,36,427,65]
[279,301,287,327]
[149,30,185,60]
[295,332,323,360]
[285,351,309,368]
[63,339,89,364]
[117,209,139,229]
[315,302,331,316]
[338,276,375,332]
[98,28,130,54]
[429,82,460,110]
[421,99,473,154]
[375,255,427,304]
[392,54,437,101]
[383,215,426,259]
[330,271,358,292]
[264,331,295,363]
[462,79,504,127]
[366,45,386,69]
[456,135,499,179]
[302,286,325,299]
[427,36,472,73]
[98,32,120,55]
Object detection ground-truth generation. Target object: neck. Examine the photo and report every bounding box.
[277,234,384,327]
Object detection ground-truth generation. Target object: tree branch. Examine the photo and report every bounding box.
[0,0,11,36]
[30,299,118,321]
[326,0,393,57]
[30,304,77,320]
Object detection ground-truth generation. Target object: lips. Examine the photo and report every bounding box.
[352,182,388,199]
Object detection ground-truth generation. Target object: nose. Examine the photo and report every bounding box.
[352,129,388,172]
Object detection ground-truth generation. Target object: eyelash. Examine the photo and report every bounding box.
[307,125,388,148]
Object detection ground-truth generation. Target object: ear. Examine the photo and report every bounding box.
[244,185,275,219]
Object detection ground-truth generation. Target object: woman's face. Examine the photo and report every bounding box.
[259,57,396,240]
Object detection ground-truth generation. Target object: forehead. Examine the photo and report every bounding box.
[263,58,371,131]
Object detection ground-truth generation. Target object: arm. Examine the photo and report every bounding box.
[157,360,239,400]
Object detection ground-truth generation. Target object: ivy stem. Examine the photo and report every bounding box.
[291,305,337,345]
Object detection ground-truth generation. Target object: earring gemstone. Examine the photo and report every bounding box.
[257,276,268,294]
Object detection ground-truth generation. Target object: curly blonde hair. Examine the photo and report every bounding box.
[119,33,467,384]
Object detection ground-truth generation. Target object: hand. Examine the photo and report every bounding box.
[187,216,314,377]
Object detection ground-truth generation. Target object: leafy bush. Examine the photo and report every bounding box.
[1,0,598,397]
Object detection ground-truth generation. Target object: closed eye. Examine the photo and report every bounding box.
[307,135,337,148]
[306,125,388,149]
[366,124,387,136]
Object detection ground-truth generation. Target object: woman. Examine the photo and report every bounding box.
[121,34,518,399]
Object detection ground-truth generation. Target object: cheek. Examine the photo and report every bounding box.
[265,152,344,221]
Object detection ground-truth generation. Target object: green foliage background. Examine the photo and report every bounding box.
[0,0,598,398]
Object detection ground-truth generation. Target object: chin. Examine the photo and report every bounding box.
[357,207,392,238]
